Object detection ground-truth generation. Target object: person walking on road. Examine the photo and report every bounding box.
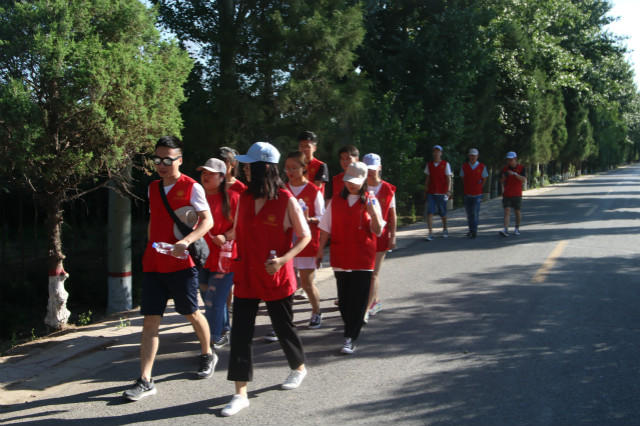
[331,145,359,198]
[298,131,329,194]
[123,136,215,402]
[317,162,384,355]
[460,148,488,238]
[362,153,396,322]
[220,142,311,417]
[285,151,325,329]
[423,145,453,241]
[198,158,239,350]
[500,151,527,236]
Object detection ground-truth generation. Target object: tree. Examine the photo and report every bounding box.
[0,0,192,329]
[152,0,367,164]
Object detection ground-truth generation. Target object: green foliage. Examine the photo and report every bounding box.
[0,0,192,202]
[76,310,93,327]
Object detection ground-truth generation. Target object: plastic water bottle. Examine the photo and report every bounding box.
[267,250,277,261]
[152,242,189,259]
[367,191,377,206]
[298,199,309,220]
[218,241,233,273]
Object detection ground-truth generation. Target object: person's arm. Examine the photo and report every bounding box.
[423,174,430,200]
[265,198,311,275]
[367,196,384,236]
[173,209,214,257]
[316,230,330,268]
[388,206,397,250]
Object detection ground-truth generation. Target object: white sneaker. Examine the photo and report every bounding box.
[426,234,434,241]
[500,228,510,237]
[281,368,307,390]
[221,394,249,416]
[340,337,356,354]
[514,227,520,236]
[443,229,448,238]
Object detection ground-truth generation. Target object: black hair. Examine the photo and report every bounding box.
[155,135,183,153]
[218,174,232,221]
[248,162,286,200]
[340,180,368,203]
[218,146,239,177]
[338,145,359,158]
[297,131,318,144]
[285,151,308,177]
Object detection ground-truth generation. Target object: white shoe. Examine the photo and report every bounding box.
[221,394,250,416]
[281,368,307,390]
[340,337,356,354]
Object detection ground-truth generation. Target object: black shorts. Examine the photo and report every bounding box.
[502,196,522,210]
[141,267,199,316]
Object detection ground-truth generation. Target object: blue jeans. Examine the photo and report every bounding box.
[204,271,234,341]
[464,194,482,233]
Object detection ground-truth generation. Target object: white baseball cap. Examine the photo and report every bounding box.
[469,148,479,156]
[362,153,382,169]
[196,158,227,174]
[343,162,368,185]
[432,145,443,152]
[235,142,280,164]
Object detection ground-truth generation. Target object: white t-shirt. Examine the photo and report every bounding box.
[423,161,453,176]
[148,176,209,212]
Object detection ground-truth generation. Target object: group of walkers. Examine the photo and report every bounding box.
[123,133,399,417]
[423,144,527,240]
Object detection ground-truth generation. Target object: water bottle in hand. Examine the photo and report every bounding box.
[218,241,233,273]
[267,250,277,261]
[152,242,189,259]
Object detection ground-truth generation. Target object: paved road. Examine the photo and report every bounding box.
[1,165,639,425]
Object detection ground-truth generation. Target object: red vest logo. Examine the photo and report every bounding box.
[175,189,186,199]
[264,214,277,226]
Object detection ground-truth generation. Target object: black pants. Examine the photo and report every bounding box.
[335,270,372,341]
[227,295,305,382]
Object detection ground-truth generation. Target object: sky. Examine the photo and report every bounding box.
[606,0,640,87]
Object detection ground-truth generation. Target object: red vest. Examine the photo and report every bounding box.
[332,172,345,197]
[462,162,486,196]
[307,158,325,195]
[234,189,297,301]
[330,196,376,270]
[502,164,525,197]
[374,181,396,252]
[427,161,450,194]
[143,174,197,273]
[204,190,240,271]
[286,182,321,258]
[228,180,247,194]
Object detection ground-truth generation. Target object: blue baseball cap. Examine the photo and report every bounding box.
[235,142,280,164]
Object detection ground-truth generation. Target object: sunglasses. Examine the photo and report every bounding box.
[153,155,182,166]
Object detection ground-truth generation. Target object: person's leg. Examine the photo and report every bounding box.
[367,251,387,310]
[442,214,448,231]
[299,269,320,314]
[204,272,234,341]
[185,310,212,354]
[140,315,162,381]
[227,297,260,382]
[427,213,434,235]
[472,195,481,232]
[266,295,306,371]
[173,268,211,353]
[515,209,521,228]
[346,271,372,341]
[464,195,474,232]
[197,267,209,305]
[503,207,511,229]
[335,271,349,331]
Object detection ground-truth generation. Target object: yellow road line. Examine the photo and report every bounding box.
[531,240,568,283]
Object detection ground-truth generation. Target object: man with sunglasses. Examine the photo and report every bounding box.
[123,136,215,401]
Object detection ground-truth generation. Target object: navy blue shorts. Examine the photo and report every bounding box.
[426,193,447,216]
[141,267,199,316]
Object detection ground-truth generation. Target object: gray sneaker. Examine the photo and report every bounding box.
[196,352,218,378]
[308,313,322,329]
[264,331,278,342]
[443,229,448,238]
[514,227,520,236]
[426,234,434,241]
[500,228,510,237]
[123,377,157,401]
[212,333,230,350]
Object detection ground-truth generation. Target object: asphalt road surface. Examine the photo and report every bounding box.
[2,165,639,425]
